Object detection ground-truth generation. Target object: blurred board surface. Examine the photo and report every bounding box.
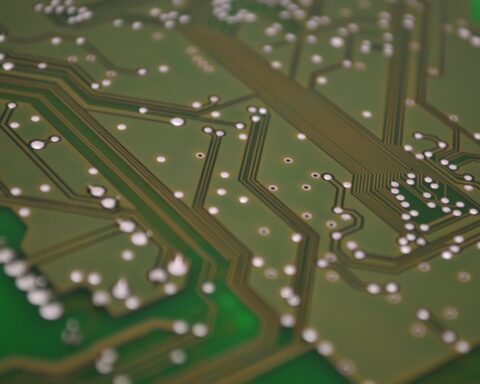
[0,0,479,383]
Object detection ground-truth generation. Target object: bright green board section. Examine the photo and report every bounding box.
[472,0,480,22]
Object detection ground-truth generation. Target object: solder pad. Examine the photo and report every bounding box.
[0,1,479,383]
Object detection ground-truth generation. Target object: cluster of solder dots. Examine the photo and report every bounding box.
[260,7,429,77]
[5,104,60,215]
[68,217,196,312]
[387,175,480,310]
[5,102,63,152]
[390,173,478,224]
[414,307,471,353]
[0,247,64,320]
[34,0,93,25]
[8,186,34,218]
[87,184,119,210]
[448,23,480,48]
[388,174,478,262]
[113,2,190,33]
[212,0,257,24]
[67,219,152,310]
[69,251,190,311]
[185,45,216,73]
[405,131,478,189]
[403,98,480,155]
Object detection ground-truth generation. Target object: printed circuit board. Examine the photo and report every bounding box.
[0,1,480,383]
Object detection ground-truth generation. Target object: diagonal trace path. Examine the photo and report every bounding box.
[181,24,479,231]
